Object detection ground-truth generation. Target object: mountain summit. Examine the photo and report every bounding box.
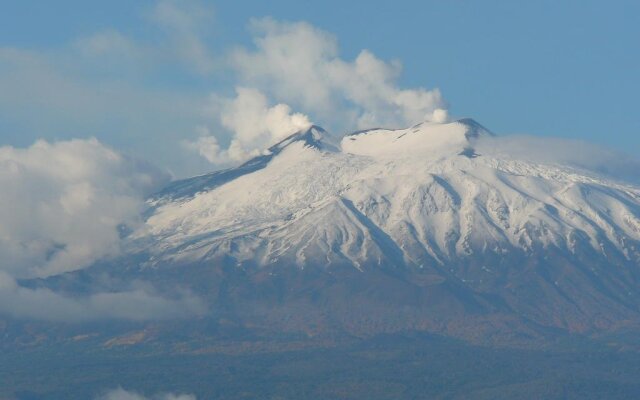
[342,118,492,158]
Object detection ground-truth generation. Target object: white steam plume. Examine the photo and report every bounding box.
[184,87,312,164]
[232,18,447,129]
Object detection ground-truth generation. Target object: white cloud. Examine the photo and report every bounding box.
[0,138,169,279]
[97,387,196,400]
[231,18,447,130]
[0,138,210,322]
[184,87,312,164]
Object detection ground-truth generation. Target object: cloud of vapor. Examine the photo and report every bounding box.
[97,387,196,400]
[231,18,447,130]
[184,87,312,164]
[0,138,169,279]
[185,18,447,165]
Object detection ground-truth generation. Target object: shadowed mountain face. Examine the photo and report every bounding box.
[6,119,640,346]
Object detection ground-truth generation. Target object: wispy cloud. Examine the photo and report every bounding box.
[0,45,206,176]
[150,0,217,75]
[476,135,640,184]
[0,1,217,177]
[0,272,206,322]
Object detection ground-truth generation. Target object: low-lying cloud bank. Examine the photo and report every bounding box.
[96,387,196,400]
[0,138,208,322]
[0,138,168,279]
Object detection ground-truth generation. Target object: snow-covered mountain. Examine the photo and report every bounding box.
[133,119,640,271]
[101,118,640,340]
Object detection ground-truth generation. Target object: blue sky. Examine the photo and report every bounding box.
[1,0,638,177]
